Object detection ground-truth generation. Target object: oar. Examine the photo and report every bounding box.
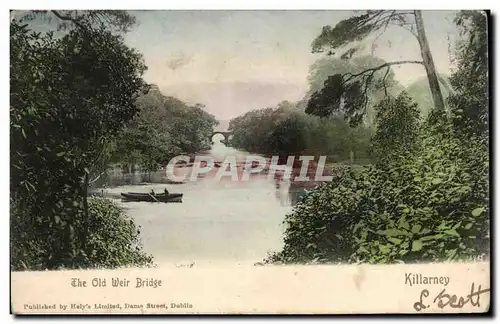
[148,193,159,202]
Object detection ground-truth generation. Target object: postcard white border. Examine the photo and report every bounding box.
[3,1,498,323]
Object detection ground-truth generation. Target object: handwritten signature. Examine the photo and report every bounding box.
[413,283,490,311]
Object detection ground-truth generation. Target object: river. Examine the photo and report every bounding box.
[105,142,294,267]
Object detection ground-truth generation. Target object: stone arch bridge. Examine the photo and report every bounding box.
[211,131,233,145]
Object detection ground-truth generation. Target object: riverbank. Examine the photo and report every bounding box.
[85,144,366,266]
[11,261,490,314]
[92,169,291,266]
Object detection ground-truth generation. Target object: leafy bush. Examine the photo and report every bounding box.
[11,197,153,270]
[371,92,422,164]
[448,11,488,136]
[266,11,489,265]
[82,198,154,269]
[266,105,489,265]
[11,198,47,270]
[10,18,153,270]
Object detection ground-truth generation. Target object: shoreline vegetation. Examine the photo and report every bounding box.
[11,10,489,271]
[225,11,489,265]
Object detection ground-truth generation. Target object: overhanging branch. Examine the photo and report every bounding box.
[372,10,396,46]
[342,60,424,84]
[382,66,391,96]
[51,10,85,30]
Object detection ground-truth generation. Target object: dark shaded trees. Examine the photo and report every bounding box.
[305,56,403,127]
[229,101,371,162]
[14,10,137,33]
[265,10,489,266]
[10,12,151,270]
[448,11,488,136]
[111,85,218,171]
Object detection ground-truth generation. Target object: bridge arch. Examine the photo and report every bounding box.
[211,131,233,145]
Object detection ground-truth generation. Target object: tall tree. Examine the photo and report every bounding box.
[308,10,446,124]
[306,55,403,127]
[10,12,147,268]
[448,10,488,136]
[413,11,445,112]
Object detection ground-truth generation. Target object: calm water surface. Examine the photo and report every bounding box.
[106,143,293,266]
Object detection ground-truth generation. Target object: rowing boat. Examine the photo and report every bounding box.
[120,192,183,203]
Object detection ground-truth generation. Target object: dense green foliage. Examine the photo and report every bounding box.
[11,9,489,270]
[11,197,153,270]
[405,75,453,118]
[10,13,154,270]
[111,85,218,171]
[83,198,153,268]
[229,101,371,163]
[10,11,218,270]
[266,10,489,265]
[371,93,421,163]
[448,11,488,136]
[266,105,488,265]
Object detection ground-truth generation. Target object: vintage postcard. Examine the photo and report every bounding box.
[10,9,490,315]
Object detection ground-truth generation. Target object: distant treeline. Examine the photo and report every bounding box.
[110,84,218,172]
[228,53,453,163]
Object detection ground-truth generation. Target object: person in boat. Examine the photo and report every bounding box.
[150,189,155,195]
[164,188,169,195]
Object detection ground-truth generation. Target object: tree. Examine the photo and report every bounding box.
[264,10,489,266]
[268,112,311,156]
[308,10,446,124]
[111,85,219,170]
[228,101,372,163]
[229,108,278,153]
[448,11,488,136]
[10,12,149,269]
[371,93,422,165]
[13,10,136,34]
[306,55,404,127]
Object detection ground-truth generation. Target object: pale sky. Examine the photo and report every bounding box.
[13,10,461,120]
[124,10,460,120]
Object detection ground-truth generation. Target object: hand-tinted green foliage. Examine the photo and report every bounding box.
[266,10,489,266]
[229,101,372,163]
[371,92,422,165]
[448,11,488,136]
[268,113,311,156]
[266,119,488,265]
[305,56,403,127]
[111,85,218,170]
[11,197,154,270]
[83,198,153,268]
[10,16,152,270]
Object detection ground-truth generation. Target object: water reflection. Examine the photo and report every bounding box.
[104,142,293,266]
